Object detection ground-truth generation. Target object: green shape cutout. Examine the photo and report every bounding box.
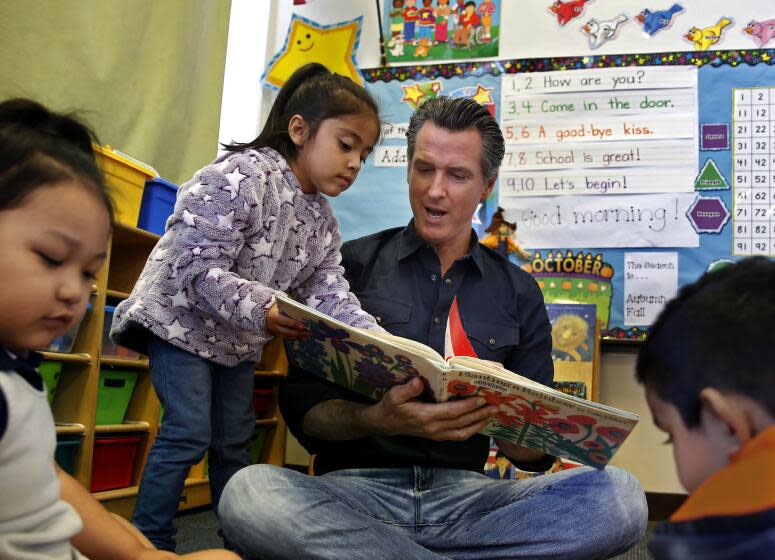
[694,159,729,190]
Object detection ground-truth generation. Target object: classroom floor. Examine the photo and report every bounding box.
[174,508,657,558]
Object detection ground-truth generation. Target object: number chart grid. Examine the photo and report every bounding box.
[732,88,775,256]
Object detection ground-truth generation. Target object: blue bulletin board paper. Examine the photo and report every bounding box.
[336,57,774,338]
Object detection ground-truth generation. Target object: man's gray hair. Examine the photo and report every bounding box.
[405,96,505,182]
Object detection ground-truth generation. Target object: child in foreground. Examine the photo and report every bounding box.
[110,62,384,550]
[636,257,775,559]
[0,98,237,559]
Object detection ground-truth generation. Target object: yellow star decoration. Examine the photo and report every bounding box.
[263,15,362,89]
[763,52,771,61]
[471,85,493,105]
[402,83,426,105]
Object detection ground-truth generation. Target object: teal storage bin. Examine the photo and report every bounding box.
[102,306,140,359]
[95,369,138,425]
[46,303,91,353]
[39,361,64,406]
[138,177,178,235]
[55,436,80,475]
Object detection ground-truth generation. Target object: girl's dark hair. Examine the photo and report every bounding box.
[222,63,381,160]
[0,98,113,221]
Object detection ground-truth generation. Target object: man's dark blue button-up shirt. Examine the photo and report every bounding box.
[280,221,553,475]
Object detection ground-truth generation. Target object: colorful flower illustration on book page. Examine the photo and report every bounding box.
[446,380,631,468]
[291,319,430,401]
[285,337,327,376]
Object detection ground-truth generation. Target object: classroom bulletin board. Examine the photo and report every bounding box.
[310,1,775,339]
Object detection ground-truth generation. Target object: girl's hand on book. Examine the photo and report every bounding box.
[267,303,309,340]
[366,377,498,441]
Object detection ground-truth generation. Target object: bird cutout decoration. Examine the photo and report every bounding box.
[480,207,532,261]
[743,19,775,48]
[549,0,592,27]
[685,17,732,51]
[582,14,628,50]
[635,4,683,37]
[262,14,363,89]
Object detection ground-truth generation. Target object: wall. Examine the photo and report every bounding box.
[218,0,272,150]
[0,0,232,185]
[601,350,683,494]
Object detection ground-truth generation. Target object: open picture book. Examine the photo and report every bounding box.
[277,294,639,469]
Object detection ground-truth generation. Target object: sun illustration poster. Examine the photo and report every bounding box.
[262,14,364,89]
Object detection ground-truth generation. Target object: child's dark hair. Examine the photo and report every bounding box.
[0,98,113,221]
[636,257,775,427]
[222,63,381,160]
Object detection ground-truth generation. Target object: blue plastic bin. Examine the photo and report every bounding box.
[138,177,178,235]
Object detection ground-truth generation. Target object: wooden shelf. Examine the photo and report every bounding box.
[95,421,151,434]
[94,477,209,503]
[94,485,140,502]
[40,352,91,364]
[113,222,161,244]
[184,477,209,487]
[100,357,149,369]
[55,423,85,435]
[255,369,286,378]
[106,289,130,300]
[255,417,278,427]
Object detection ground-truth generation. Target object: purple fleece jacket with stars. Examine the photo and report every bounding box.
[111,147,382,367]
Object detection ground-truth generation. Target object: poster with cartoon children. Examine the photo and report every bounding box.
[385,0,500,63]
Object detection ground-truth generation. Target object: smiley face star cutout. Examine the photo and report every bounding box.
[262,14,364,89]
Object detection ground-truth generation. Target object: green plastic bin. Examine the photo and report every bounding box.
[250,427,269,464]
[39,361,64,406]
[95,369,138,425]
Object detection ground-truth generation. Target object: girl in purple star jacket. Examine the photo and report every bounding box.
[111,63,384,551]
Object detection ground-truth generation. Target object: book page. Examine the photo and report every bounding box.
[277,294,442,358]
[369,330,445,362]
[447,356,636,420]
[439,368,638,469]
[277,294,450,400]
[446,356,548,390]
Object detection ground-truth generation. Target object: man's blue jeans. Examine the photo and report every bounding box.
[132,336,256,550]
[219,464,647,559]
